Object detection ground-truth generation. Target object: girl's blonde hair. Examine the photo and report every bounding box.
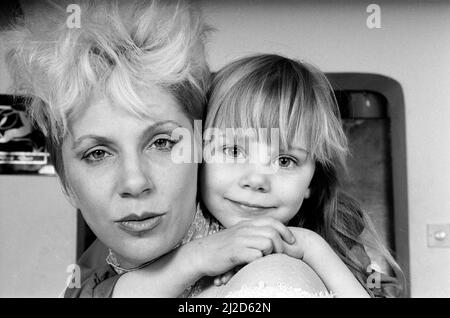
[2,0,211,191]
[206,54,405,297]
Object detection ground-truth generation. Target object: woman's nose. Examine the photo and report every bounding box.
[119,157,154,198]
[238,169,271,193]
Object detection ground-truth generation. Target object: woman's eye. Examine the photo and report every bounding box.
[274,156,297,168]
[83,149,111,162]
[223,145,245,159]
[150,137,177,151]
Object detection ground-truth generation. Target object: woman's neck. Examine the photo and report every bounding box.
[106,249,147,274]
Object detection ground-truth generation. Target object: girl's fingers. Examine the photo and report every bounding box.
[239,248,264,264]
[220,270,235,285]
[240,235,273,256]
[281,239,304,259]
[242,232,303,260]
[214,276,223,286]
[241,232,287,257]
[226,244,264,267]
[242,226,303,259]
[244,226,285,254]
[242,218,295,244]
[261,227,284,254]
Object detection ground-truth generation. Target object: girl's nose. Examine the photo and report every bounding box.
[119,156,154,198]
[238,169,271,193]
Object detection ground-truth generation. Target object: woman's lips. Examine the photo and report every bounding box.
[116,212,165,236]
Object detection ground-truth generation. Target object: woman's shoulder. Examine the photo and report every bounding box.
[64,239,119,298]
[197,254,333,298]
[78,239,110,271]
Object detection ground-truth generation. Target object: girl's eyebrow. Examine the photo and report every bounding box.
[289,146,309,153]
[279,146,310,157]
[71,120,183,150]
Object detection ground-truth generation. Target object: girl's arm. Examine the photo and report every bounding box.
[286,227,370,298]
[112,218,297,297]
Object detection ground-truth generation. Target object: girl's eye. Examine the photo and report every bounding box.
[150,137,178,151]
[83,149,111,162]
[274,156,297,168]
[223,145,245,159]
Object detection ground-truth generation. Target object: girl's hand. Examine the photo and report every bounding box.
[205,223,317,286]
[213,268,239,286]
[183,217,299,278]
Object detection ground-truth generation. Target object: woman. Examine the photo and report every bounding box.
[3,0,328,297]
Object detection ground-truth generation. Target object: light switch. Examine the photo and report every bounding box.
[427,224,450,248]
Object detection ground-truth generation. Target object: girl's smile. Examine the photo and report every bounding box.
[225,197,277,215]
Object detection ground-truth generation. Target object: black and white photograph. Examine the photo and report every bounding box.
[0,0,449,300]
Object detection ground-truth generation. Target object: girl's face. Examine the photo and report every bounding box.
[200,132,315,227]
[62,87,198,267]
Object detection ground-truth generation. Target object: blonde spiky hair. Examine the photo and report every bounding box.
[2,0,211,188]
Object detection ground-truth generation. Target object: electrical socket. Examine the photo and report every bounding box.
[427,224,450,248]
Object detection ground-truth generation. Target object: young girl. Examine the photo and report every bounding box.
[111,54,404,298]
[198,54,405,297]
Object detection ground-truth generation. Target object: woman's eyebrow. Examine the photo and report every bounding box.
[71,120,183,150]
[139,120,183,139]
[71,135,112,150]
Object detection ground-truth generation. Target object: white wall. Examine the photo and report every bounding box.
[199,0,450,297]
[0,176,77,297]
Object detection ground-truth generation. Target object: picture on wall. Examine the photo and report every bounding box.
[0,94,53,174]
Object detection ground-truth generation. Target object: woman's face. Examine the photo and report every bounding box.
[62,87,198,267]
[201,133,315,227]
